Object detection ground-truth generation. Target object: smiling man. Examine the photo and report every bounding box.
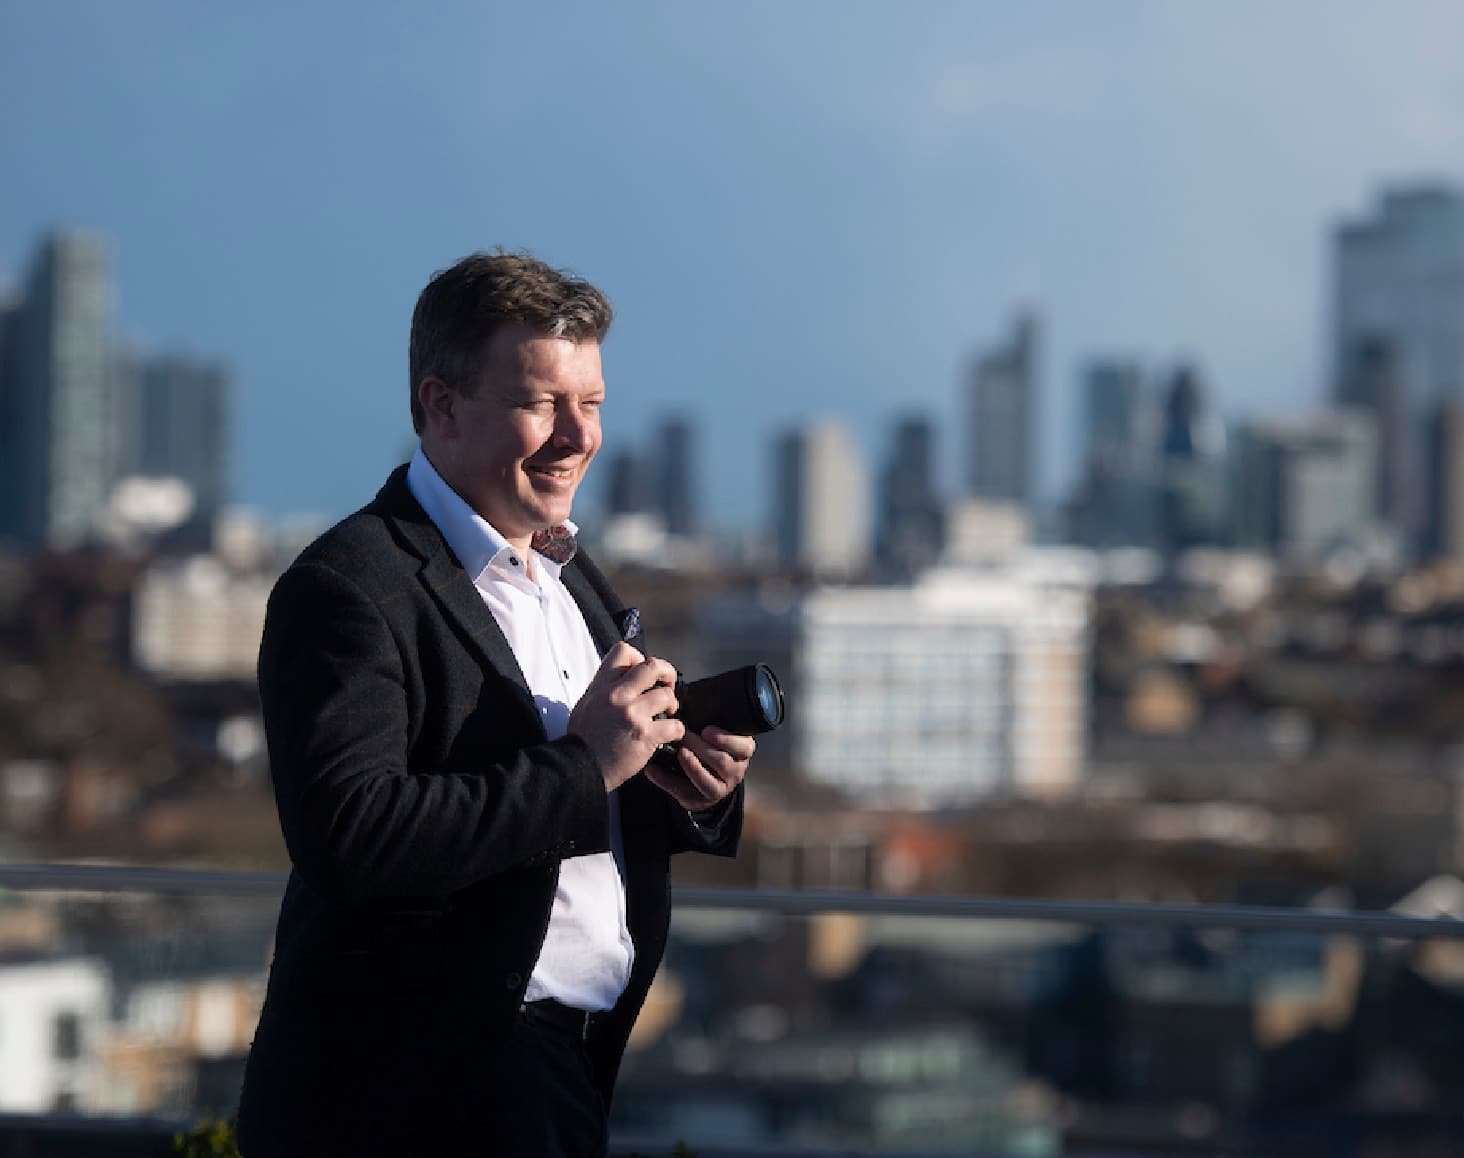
[236,253,752,1157]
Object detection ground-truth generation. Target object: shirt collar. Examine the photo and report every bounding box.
[405,448,577,583]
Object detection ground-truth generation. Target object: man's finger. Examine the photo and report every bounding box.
[678,734,746,792]
[647,754,720,807]
[647,717,686,749]
[696,727,757,763]
[610,655,678,699]
[600,642,646,672]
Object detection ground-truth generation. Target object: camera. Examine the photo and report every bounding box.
[653,663,785,770]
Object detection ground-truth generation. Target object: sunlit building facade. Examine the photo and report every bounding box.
[699,568,1089,808]
[773,420,870,578]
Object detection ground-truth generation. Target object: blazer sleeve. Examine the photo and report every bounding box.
[259,561,611,907]
[669,787,744,857]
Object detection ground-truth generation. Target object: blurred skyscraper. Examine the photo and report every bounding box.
[137,355,232,541]
[0,230,235,550]
[605,449,655,518]
[1069,359,1159,549]
[773,420,869,578]
[1156,364,1227,554]
[603,414,697,539]
[655,415,697,537]
[1336,337,1409,532]
[0,232,117,548]
[0,298,20,514]
[1086,359,1146,472]
[1334,185,1464,411]
[875,415,943,578]
[1425,401,1464,560]
[1231,410,1378,560]
[966,311,1038,509]
[1333,185,1464,552]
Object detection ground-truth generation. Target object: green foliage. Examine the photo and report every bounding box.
[171,1118,240,1158]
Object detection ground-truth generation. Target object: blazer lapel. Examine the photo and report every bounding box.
[561,560,622,658]
[561,551,669,850]
[374,467,534,702]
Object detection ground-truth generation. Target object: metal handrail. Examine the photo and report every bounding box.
[0,862,1460,941]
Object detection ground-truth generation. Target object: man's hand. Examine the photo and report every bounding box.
[645,726,755,813]
[567,643,685,792]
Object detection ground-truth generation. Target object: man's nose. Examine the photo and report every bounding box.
[552,405,592,451]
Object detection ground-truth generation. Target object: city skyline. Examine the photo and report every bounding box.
[4,3,1463,531]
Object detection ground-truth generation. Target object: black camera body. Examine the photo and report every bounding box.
[652,663,785,771]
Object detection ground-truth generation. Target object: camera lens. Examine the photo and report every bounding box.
[753,664,784,729]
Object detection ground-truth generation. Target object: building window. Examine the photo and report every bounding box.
[53,1011,81,1060]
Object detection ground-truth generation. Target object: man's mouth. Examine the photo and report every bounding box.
[527,463,576,481]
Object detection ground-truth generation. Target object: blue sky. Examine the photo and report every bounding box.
[3,2,1463,532]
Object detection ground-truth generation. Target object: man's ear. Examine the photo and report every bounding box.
[418,377,456,435]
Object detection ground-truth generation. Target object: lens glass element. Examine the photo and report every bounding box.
[754,666,783,728]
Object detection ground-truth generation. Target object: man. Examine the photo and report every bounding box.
[237,252,752,1157]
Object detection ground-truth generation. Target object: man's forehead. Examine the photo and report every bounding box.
[485,324,600,368]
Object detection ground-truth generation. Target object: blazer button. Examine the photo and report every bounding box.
[505,972,522,990]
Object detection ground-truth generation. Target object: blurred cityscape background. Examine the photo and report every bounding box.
[3,2,1464,1154]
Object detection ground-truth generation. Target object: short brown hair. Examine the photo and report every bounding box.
[408,251,613,433]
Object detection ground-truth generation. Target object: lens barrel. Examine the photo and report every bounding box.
[676,664,785,738]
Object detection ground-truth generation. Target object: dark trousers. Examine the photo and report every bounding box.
[240,1001,609,1158]
[448,1004,609,1158]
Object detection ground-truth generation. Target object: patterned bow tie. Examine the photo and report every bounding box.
[530,523,578,565]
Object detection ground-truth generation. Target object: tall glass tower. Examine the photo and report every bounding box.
[967,311,1038,509]
[0,232,116,547]
[1334,185,1464,410]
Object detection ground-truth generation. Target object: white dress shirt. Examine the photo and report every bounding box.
[406,449,634,1012]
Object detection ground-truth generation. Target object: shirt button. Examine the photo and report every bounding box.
[562,670,569,679]
[505,972,522,990]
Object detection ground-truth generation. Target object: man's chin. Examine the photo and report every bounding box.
[523,497,575,528]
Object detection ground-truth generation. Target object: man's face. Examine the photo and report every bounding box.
[421,322,604,551]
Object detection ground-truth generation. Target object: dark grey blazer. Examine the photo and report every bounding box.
[236,466,740,1157]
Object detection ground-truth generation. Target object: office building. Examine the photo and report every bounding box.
[0,232,118,547]
[605,449,655,519]
[1426,402,1464,560]
[875,415,943,578]
[1071,359,1159,549]
[132,558,273,681]
[773,420,870,578]
[1334,185,1464,412]
[0,298,20,518]
[697,568,1089,807]
[1157,365,1227,553]
[1336,337,1409,534]
[967,311,1038,508]
[1232,410,1378,560]
[0,957,109,1112]
[655,414,697,537]
[138,355,232,540]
